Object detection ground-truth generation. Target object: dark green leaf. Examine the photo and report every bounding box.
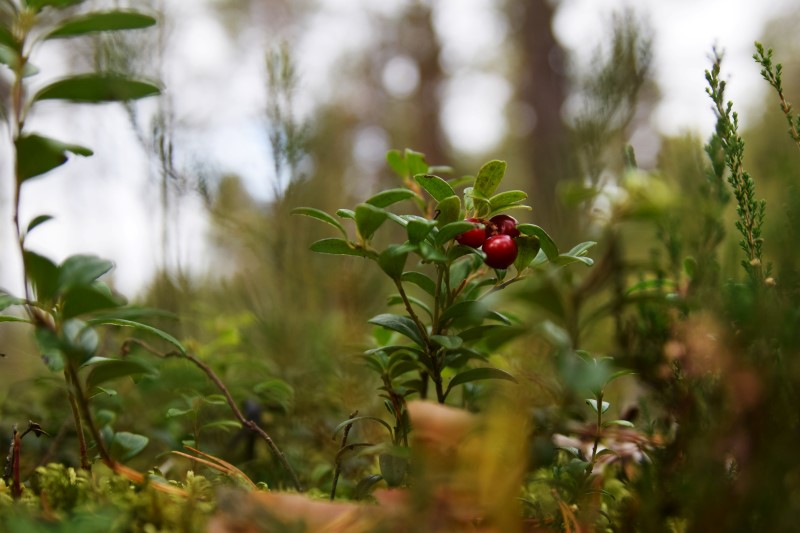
[368,313,425,347]
[430,335,462,350]
[16,134,93,183]
[439,300,490,326]
[473,160,506,198]
[445,367,517,398]
[513,235,541,272]
[415,174,455,201]
[0,27,18,51]
[516,224,559,260]
[26,0,86,11]
[110,431,149,462]
[45,11,156,40]
[354,203,387,241]
[366,188,418,208]
[435,220,478,247]
[62,284,124,319]
[378,246,408,280]
[310,238,376,259]
[291,207,347,237]
[336,208,356,220]
[401,271,436,296]
[26,215,54,235]
[87,318,185,354]
[354,475,384,500]
[387,294,431,317]
[86,359,155,390]
[0,291,25,312]
[34,74,160,103]
[23,250,59,302]
[435,195,461,227]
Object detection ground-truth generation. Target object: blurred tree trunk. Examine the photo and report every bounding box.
[510,0,572,239]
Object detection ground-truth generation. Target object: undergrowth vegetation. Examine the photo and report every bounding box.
[2,1,800,532]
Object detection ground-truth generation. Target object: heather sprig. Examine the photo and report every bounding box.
[754,42,800,150]
[705,48,768,285]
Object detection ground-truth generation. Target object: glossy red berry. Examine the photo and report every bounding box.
[487,214,520,238]
[455,218,486,248]
[482,234,518,269]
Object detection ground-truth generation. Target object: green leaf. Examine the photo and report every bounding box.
[291,207,347,238]
[23,250,59,302]
[435,195,461,227]
[406,217,437,244]
[0,314,30,324]
[586,399,610,414]
[603,420,635,428]
[516,224,559,260]
[354,475,384,500]
[489,190,528,213]
[26,215,54,235]
[435,220,478,247]
[553,241,597,267]
[87,318,185,354]
[110,431,149,462]
[86,359,155,390]
[0,292,25,312]
[514,235,541,272]
[386,150,407,178]
[0,27,19,51]
[34,74,160,103]
[354,203,387,241]
[430,335,462,350]
[464,187,492,218]
[15,134,93,183]
[201,420,242,432]
[415,174,455,201]
[387,294,431,318]
[34,326,64,372]
[445,367,517,398]
[58,254,114,292]
[336,208,356,220]
[166,407,194,418]
[474,160,506,198]
[366,188,418,208]
[62,284,124,319]
[45,11,156,40]
[401,271,436,296]
[405,149,428,177]
[310,238,376,259]
[378,246,408,280]
[439,300,494,326]
[25,0,86,11]
[253,379,294,412]
[368,313,425,347]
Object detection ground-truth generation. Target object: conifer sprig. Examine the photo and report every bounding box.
[705,48,767,284]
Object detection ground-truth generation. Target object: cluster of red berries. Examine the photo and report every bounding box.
[455,214,520,269]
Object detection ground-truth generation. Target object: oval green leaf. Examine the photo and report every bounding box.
[15,134,93,183]
[291,207,347,237]
[444,367,517,398]
[86,359,154,390]
[34,74,161,103]
[366,188,419,208]
[45,11,156,40]
[368,313,425,347]
[415,174,455,202]
[310,238,376,259]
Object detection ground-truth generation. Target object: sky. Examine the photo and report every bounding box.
[1,0,797,299]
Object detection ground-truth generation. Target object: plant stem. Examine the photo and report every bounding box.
[330,410,357,501]
[394,279,430,346]
[66,362,113,466]
[63,369,90,470]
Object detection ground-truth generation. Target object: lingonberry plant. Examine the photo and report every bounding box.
[295,149,596,489]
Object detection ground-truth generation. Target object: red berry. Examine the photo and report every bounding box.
[482,234,518,269]
[487,214,520,238]
[455,218,486,248]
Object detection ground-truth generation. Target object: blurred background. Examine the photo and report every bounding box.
[2,0,800,508]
